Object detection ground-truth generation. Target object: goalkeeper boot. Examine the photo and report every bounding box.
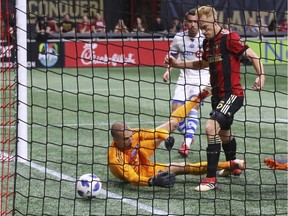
[194,177,217,192]
[264,158,288,170]
[217,159,245,177]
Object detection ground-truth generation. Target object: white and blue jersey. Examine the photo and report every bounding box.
[169,30,210,102]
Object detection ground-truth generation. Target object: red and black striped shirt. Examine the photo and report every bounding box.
[202,28,248,98]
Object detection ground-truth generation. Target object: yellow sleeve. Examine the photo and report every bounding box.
[108,146,150,186]
[138,128,169,141]
[122,164,150,186]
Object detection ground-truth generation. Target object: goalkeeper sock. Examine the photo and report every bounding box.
[222,138,237,161]
[184,109,198,148]
[170,97,199,122]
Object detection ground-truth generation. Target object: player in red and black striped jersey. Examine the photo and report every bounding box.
[165,5,265,192]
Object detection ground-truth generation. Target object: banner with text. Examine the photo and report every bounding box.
[246,39,288,64]
[64,41,170,68]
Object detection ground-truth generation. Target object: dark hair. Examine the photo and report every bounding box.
[185,8,197,19]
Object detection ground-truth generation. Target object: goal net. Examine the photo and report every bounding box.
[1,0,287,215]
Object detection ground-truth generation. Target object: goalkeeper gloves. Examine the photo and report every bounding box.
[165,136,175,151]
[148,171,176,188]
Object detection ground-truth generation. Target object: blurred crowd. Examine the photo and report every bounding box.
[225,16,288,34]
[1,12,287,42]
[34,13,288,40]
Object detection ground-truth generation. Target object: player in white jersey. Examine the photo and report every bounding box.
[163,8,210,157]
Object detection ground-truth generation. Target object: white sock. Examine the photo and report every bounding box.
[184,109,199,148]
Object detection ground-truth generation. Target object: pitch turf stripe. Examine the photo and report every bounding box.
[2,152,170,215]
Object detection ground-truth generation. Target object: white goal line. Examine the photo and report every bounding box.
[1,151,171,215]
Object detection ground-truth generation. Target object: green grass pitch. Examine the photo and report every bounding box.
[9,65,288,215]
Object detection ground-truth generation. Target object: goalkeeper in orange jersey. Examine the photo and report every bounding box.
[108,88,246,188]
[264,157,288,171]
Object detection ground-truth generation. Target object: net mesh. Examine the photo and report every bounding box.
[1,0,16,215]
[1,0,287,215]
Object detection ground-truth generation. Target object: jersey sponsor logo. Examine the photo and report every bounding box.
[207,53,223,63]
[195,50,204,58]
[183,51,195,56]
[183,49,204,57]
[214,44,220,50]
[80,43,136,66]
[189,43,195,48]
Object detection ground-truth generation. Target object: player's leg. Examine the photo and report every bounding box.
[166,162,209,175]
[178,103,200,157]
[215,95,244,177]
[194,118,221,192]
[157,96,200,133]
[195,95,243,192]
[156,87,210,150]
[217,130,242,176]
[164,159,245,176]
[172,84,195,157]
[171,84,188,135]
[171,102,185,132]
[179,82,210,157]
[176,85,201,157]
[217,160,245,170]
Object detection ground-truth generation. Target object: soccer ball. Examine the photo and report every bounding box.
[76,174,102,199]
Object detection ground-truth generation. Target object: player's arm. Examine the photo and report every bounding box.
[164,55,209,69]
[108,148,150,186]
[163,51,178,82]
[139,128,170,141]
[242,48,265,91]
[139,129,174,151]
[163,65,173,82]
[111,161,175,187]
[122,164,150,186]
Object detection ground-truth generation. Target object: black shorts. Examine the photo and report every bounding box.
[210,95,244,130]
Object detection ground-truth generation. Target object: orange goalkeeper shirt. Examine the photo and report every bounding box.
[108,128,168,186]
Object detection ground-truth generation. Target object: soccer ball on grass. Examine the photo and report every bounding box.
[76,173,102,199]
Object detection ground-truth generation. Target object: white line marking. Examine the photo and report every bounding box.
[2,152,170,215]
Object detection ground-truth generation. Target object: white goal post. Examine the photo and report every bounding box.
[16,0,28,163]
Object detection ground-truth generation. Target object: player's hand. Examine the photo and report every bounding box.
[163,70,170,82]
[164,55,178,67]
[253,74,265,91]
[148,171,176,188]
[164,136,174,151]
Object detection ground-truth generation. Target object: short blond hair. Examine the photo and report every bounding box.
[197,6,218,21]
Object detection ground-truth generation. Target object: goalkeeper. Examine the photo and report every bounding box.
[108,89,245,188]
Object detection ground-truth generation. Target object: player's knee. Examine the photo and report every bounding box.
[221,135,234,143]
[205,120,218,135]
[210,110,233,130]
[169,119,179,132]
